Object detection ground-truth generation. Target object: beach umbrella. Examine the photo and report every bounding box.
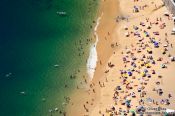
[164,12,169,16]
[133,25,139,30]
[134,6,139,12]
[168,54,172,58]
[126,49,131,54]
[172,28,175,32]
[130,68,135,71]
[125,32,130,37]
[125,100,131,107]
[111,106,115,111]
[136,106,146,113]
[153,32,159,35]
[147,74,151,78]
[140,22,145,26]
[161,64,166,68]
[164,44,168,47]
[123,73,128,78]
[116,86,122,90]
[141,72,146,77]
[123,57,127,61]
[152,70,155,74]
[146,97,153,103]
[120,70,124,74]
[147,48,152,54]
[128,71,132,76]
[130,109,136,114]
[132,57,137,60]
[154,42,159,48]
[170,56,175,61]
[173,17,175,21]
[140,61,144,66]
[124,26,128,30]
[146,63,151,68]
[151,60,155,64]
[147,25,151,29]
[140,57,144,61]
[132,63,137,68]
[143,69,148,73]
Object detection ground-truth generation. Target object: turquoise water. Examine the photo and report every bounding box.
[0,0,99,115]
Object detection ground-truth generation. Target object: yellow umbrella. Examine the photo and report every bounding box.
[141,72,146,77]
[146,63,151,68]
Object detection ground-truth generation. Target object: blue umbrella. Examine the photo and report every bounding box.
[154,42,159,47]
[128,71,132,76]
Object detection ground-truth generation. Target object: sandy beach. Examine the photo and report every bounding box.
[67,0,175,115]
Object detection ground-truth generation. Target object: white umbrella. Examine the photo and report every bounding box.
[124,26,128,30]
[172,28,175,32]
[164,12,169,16]
[125,32,129,37]
[172,17,175,20]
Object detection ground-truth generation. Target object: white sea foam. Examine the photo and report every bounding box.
[87,13,103,79]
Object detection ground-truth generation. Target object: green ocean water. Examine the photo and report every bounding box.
[0,0,99,115]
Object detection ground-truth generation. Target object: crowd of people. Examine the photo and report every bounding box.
[106,1,175,115]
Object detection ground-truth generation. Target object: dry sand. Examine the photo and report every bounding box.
[67,0,175,115]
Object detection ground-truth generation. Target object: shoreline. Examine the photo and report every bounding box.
[87,13,103,79]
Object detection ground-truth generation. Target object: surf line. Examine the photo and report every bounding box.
[87,13,103,80]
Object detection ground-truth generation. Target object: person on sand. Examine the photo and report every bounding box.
[76,85,79,89]
[168,93,172,98]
